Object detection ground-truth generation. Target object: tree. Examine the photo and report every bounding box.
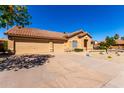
[63,32,66,34]
[0,5,31,29]
[121,36,124,40]
[99,36,116,53]
[114,34,119,40]
[99,41,106,49]
[105,36,116,48]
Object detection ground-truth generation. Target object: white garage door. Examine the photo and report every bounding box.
[15,42,50,54]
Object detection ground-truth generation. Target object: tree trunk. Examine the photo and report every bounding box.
[106,48,108,54]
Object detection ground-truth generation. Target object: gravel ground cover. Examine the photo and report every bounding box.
[0,54,53,71]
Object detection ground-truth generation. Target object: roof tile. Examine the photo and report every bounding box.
[116,40,124,45]
[5,26,91,40]
[5,26,67,40]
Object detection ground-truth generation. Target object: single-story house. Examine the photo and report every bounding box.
[5,26,93,54]
[111,40,124,49]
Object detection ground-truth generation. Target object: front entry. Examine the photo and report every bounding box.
[84,39,88,51]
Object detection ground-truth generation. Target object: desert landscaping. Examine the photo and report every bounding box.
[0,51,124,88]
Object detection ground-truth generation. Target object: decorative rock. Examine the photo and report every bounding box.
[0,58,5,62]
[0,54,53,71]
[117,53,120,56]
[99,52,104,55]
[86,53,90,56]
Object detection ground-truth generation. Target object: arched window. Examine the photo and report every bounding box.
[72,40,78,48]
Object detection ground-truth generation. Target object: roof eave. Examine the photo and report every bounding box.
[7,34,67,41]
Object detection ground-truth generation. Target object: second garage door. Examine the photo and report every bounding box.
[53,43,65,52]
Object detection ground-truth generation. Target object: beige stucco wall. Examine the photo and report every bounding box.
[8,40,14,50]
[66,34,93,50]
[8,33,93,54]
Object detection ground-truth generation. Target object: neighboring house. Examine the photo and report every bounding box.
[5,26,93,54]
[111,40,124,49]
[93,41,100,49]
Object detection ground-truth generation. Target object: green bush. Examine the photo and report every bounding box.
[107,56,112,59]
[0,41,8,52]
[98,46,106,50]
[74,48,83,52]
[2,41,8,52]
[3,41,8,51]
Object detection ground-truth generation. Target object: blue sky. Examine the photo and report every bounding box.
[0,5,124,41]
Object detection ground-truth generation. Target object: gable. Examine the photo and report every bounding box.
[67,32,92,41]
[78,33,92,38]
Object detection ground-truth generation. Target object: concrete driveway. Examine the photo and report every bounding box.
[0,52,124,88]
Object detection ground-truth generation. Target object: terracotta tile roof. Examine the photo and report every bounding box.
[116,40,124,45]
[5,26,92,40]
[67,30,83,38]
[5,26,67,41]
[66,29,92,38]
[78,32,92,38]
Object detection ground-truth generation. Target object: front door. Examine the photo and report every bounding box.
[84,39,88,50]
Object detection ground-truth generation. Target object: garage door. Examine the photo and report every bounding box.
[15,42,50,54]
[54,43,65,52]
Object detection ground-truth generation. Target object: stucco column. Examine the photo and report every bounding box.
[49,42,54,52]
[64,42,67,51]
[69,41,72,49]
[13,40,16,54]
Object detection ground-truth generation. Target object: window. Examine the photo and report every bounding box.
[72,40,78,48]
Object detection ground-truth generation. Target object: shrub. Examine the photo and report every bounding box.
[0,42,4,52]
[74,48,83,52]
[107,56,112,59]
[99,51,104,55]
[98,45,106,50]
[3,41,8,51]
[0,41,8,52]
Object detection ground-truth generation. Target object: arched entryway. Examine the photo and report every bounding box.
[84,39,88,51]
